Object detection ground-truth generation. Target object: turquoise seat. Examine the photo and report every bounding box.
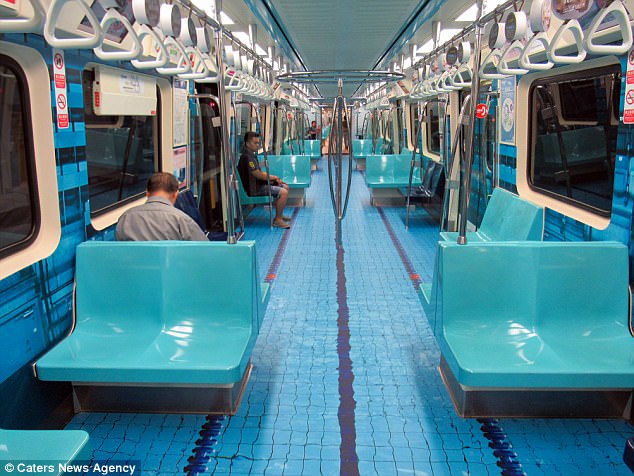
[440,188,544,242]
[262,155,311,188]
[435,241,633,393]
[237,171,271,206]
[304,140,321,158]
[365,153,422,189]
[352,139,373,158]
[0,428,90,473]
[37,241,266,413]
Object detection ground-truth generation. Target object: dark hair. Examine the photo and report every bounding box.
[244,131,260,143]
[147,172,179,194]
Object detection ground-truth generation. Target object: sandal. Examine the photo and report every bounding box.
[273,221,290,229]
[282,215,292,222]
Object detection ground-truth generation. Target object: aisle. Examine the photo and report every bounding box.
[211,166,498,475]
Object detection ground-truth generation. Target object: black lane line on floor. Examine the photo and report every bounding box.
[265,207,300,283]
[377,207,526,476]
[185,208,299,475]
[336,235,360,475]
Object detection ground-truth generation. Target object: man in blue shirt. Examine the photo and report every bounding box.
[238,132,290,229]
[116,172,208,241]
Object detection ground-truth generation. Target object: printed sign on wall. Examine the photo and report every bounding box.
[52,49,69,130]
[500,76,516,145]
[624,47,634,124]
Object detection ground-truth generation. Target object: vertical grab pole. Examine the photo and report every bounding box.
[406,102,423,230]
[215,27,237,244]
[457,0,484,245]
[336,80,344,245]
[261,103,274,228]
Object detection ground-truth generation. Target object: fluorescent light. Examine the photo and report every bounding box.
[220,11,234,25]
[456,4,477,21]
[233,31,251,45]
[189,1,234,24]
[439,28,461,44]
[484,0,508,14]
[403,57,412,69]
[456,0,507,22]
[419,39,434,53]
[255,44,268,56]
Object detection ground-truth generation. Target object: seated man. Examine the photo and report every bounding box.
[238,131,291,229]
[307,121,318,140]
[116,172,208,241]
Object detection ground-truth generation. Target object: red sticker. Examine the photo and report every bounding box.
[476,103,488,118]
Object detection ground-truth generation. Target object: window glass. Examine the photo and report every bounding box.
[82,69,159,215]
[529,65,620,215]
[0,58,36,256]
[425,102,440,156]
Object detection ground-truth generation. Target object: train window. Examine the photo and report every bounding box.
[82,69,160,216]
[0,56,37,257]
[424,102,440,157]
[529,65,620,216]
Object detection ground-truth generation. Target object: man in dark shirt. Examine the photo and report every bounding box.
[307,121,318,140]
[238,131,291,229]
[116,172,208,241]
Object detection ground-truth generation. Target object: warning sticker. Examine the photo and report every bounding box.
[625,47,634,123]
[52,49,69,130]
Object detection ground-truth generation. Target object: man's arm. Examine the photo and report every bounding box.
[250,168,282,183]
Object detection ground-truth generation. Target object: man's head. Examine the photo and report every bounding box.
[244,131,260,153]
[146,172,179,204]
[311,121,317,127]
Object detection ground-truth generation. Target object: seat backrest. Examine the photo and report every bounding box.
[479,188,544,241]
[393,153,414,180]
[286,155,311,181]
[438,241,628,333]
[366,155,393,180]
[76,241,258,330]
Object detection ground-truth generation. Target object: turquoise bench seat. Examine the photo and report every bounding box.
[262,155,311,188]
[352,139,373,158]
[435,240,634,416]
[304,140,321,158]
[0,428,90,472]
[440,188,544,242]
[365,154,422,189]
[36,241,265,413]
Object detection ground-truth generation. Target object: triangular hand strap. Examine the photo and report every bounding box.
[44,0,103,49]
[547,19,587,64]
[520,32,554,70]
[94,9,142,61]
[131,24,168,69]
[583,0,633,55]
[479,49,507,79]
[156,36,191,75]
[498,40,529,75]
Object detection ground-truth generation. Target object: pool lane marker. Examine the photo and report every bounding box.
[265,207,300,283]
[376,208,526,475]
[376,207,422,290]
[184,415,225,475]
[479,419,526,476]
[185,208,299,475]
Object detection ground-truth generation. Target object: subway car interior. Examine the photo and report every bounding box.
[1,0,634,474]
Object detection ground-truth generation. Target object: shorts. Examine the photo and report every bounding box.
[257,185,283,198]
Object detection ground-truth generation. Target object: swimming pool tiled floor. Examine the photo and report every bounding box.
[66,162,634,475]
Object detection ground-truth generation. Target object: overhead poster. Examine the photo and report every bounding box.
[500,76,516,145]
